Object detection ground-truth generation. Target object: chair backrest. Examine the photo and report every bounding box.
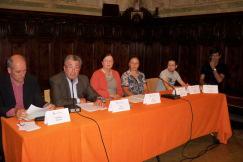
[146,78,159,92]
[44,89,51,103]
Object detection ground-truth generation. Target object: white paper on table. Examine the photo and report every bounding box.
[202,85,218,94]
[25,104,49,120]
[17,121,41,132]
[108,99,130,112]
[44,108,71,126]
[143,93,161,105]
[77,103,106,112]
[127,94,145,103]
[173,87,188,97]
[187,85,201,94]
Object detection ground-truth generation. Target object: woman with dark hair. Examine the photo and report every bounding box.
[90,53,123,99]
[121,57,148,96]
[200,48,227,91]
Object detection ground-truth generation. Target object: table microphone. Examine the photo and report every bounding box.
[69,79,81,113]
[158,77,180,99]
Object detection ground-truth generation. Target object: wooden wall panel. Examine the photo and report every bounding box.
[0,9,243,96]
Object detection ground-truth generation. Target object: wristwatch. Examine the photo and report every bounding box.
[97,96,106,103]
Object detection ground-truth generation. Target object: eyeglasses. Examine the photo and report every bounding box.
[65,65,80,71]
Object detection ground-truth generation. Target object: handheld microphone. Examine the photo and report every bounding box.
[158,77,180,99]
[68,79,81,113]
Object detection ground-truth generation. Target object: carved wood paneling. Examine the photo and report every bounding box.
[0,9,243,96]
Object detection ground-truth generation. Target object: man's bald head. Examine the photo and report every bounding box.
[7,55,26,68]
[7,55,27,84]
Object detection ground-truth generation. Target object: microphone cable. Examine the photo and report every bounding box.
[70,79,109,161]
[179,98,219,162]
[75,111,110,162]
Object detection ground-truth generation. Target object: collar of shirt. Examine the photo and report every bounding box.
[10,76,24,109]
[10,76,24,87]
[66,77,79,99]
[127,70,141,76]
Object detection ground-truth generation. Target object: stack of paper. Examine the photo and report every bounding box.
[17,121,41,132]
[25,104,49,120]
[77,103,107,112]
[127,94,145,103]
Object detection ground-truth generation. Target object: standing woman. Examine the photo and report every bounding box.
[91,53,123,99]
[121,57,148,96]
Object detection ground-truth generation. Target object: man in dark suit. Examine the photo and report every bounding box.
[0,54,54,162]
[50,55,101,107]
[0,54,54,118]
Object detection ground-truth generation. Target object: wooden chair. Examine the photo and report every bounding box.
[146,78,159,92]
[44,89,51,103]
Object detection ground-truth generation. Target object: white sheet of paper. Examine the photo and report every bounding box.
[187,85,201,94]
[44,108,70,125]
[108,99,130,112]
[143,93,161,105]
[25,104,49,120]
[17,121,41,132]
[77,103,106,112]
[202,85,218,94]
[127,94,145,103]
[173,87,188,97]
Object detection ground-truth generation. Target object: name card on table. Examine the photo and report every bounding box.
[187,85,201,94]
[143,93,161,105]
[108,99,130,113]
[44,108,71,125]
[202,85,218,94]
[173,87,187,97]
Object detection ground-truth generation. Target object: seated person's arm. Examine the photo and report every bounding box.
[0,88,26,118]
[199,74,205,85]
[143,83,148,93]
[85,83,99,102]
[32,78,46,107]
[115,74,123,97]
[90,74,110,98]
[109,94,121,99]
[162,77,173,90]
[176,74,187,87]
[121,73,133,96]
[213,71,225,83]
[50,79,73,106]
[177,79,187,87]
[122,86,134,96]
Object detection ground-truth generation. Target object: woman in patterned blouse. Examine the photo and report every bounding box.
[121,57,148,96]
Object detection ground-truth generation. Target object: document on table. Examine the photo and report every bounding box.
[126,94,145,103]
[17,121,41,132]
[77,103,107,112]
[25,104,49,120]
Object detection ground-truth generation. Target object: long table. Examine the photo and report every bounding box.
[1,93,232,162]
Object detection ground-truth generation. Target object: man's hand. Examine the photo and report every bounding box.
[79,98,86,103]
[16,109,27,120]
[44,103,56,110]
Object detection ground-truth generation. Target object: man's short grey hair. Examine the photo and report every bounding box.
[7,55,26,68]
[64,55,82,66]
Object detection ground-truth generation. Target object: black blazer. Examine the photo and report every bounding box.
[0,73,45,117]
